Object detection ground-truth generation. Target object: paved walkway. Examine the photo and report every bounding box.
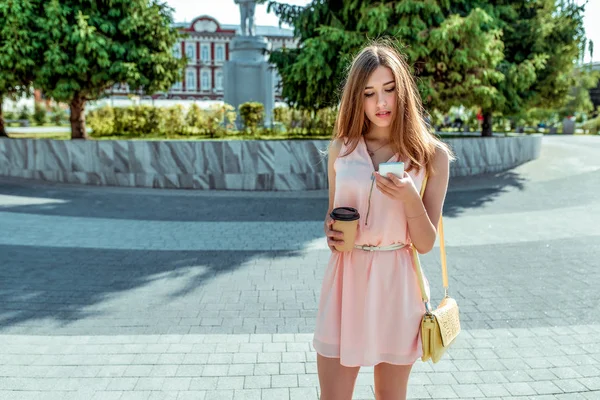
[0,135,599,399]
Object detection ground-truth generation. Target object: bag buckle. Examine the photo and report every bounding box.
[424,301,433,316]
[360,244,375,251]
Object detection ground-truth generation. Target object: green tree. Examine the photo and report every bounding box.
[447,0,588,135]
[0,0,39,137]
[32,0,186,139]
[267,0,588,136]
[559,64,599,118]
[265,1,504,126]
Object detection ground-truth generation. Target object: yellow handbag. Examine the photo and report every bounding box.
[413,175,461,363]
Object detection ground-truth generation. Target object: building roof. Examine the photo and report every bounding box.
[221,24,294,38]
[173,17,294,38]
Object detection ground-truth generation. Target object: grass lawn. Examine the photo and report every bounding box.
[7,132,69,140]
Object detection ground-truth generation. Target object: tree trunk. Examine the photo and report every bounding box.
[0,98,8,138]
[69,95,87,140]
[481,111,493,137]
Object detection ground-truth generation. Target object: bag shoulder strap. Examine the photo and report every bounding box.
[414,173,449,305]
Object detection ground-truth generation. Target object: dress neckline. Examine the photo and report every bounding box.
[360,135,397,172]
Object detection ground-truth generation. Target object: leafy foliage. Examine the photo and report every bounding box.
[267,0,590,136]
[266,0,504,113]
[30,0,187,138]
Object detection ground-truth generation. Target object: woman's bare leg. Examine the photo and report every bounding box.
[373,362,413,400]
[317,353,361,400]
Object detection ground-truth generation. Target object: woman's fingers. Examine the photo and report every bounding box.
[327,236,344,249]
[376,180,395,196]
[326,228,344,240]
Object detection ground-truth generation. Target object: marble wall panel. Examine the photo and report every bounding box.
[249,141,276,174]
[200,142,224,174]
[112,140,130,173]
[0,139,8,170]
[192,174,211,190]
[68,140,98,172]
[35,140,70,172]
[128,141,154,173]
[0,135,542,190]
[7,139,26,170]
[223,141,243,173]
[97,141,115,173]
[272,141,291,173]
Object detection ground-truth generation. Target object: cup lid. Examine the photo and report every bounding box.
[330,207,360,221]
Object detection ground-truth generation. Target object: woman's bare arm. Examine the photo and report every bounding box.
[325,139,344,251]
[404,146,450,253]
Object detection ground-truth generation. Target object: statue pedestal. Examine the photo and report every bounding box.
[224,36,274,128]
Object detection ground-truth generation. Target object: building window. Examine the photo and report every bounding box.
[201,71,210,91]
[201,45,210,62]
[216,71,223,90]
[186,70,196,92]
[216,45,224,62]
[173,44,181,59]
[186,43,195,62]
[172,81,182,91]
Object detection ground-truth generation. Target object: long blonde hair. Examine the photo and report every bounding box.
[334,40,453,175]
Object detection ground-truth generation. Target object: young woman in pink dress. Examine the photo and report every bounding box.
[313,42,454,400]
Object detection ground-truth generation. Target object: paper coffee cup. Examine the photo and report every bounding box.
[330,207,360,252]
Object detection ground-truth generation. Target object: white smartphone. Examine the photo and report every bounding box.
[378,161,405,178]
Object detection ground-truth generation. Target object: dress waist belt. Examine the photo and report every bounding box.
[354,243,410,252]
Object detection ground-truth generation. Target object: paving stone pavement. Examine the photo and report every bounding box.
[0,136,599,399]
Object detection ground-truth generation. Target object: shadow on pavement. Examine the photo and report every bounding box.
[0,244,304,332]
[0,179,328,222]
[0,170,531,222]
[444,170,527,217]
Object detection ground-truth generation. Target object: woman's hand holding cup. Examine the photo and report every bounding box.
[325,214,345,252]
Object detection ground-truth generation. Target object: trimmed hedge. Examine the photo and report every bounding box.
[88,103,238,138]
[87,102,338,138]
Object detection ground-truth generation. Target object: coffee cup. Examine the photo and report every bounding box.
[330,207,360,252]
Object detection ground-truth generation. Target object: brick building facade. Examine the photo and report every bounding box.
[108,15,296,101]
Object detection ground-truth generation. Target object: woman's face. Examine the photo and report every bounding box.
[363,66,397,129]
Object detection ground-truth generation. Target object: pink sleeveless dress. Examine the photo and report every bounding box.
[312,136,431,367]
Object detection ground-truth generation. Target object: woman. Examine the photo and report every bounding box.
[313,41,454,400]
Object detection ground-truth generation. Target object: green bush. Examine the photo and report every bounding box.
[18,105,31,122]
[314,107,337,136]
[282,106,336,137]
[274,106,292,127]
[33,102,47,126]
[50,105,68,125]
[78,102,340,139]
[112,107,136,136]
[147,106,167,135]
[33,101,48,126]
[88,106,115,137]
[223,104,237,131]
[239,102,264,134]
[164,105,186,136]
[4,110,16,121]
[186,104,206,135]
[582,114,600,134]
[205,104,228,137]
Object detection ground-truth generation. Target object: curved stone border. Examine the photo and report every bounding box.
[0,135,541,191]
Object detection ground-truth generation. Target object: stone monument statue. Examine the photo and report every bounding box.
[234,0,256,37]
[224,0,275,128]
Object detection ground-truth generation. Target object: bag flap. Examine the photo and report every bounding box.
[431,297,461,347]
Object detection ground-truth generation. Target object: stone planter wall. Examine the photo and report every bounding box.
[0,135,542,191]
